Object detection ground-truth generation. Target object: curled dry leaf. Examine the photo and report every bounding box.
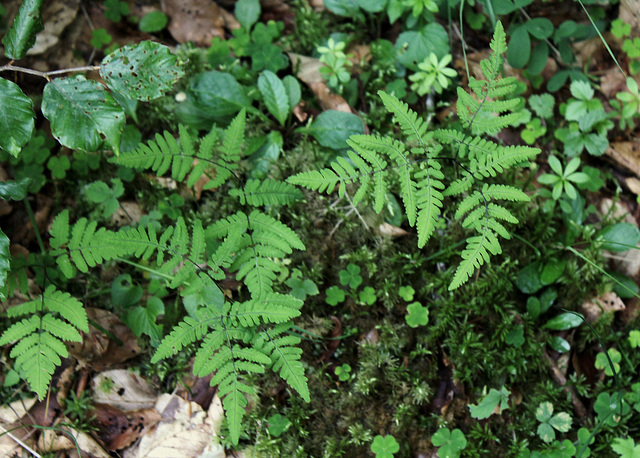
[92,369,157,411]
[579,291,626,323]
[606,141,640,177]
[37,425,111,457]
[0,398,36,423]
[163,0,230,46]
[91,403,161,451]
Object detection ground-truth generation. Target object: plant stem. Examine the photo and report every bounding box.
[0,64,101,80]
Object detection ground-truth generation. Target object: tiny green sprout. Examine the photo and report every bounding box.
[613,77,640,129]
[623,37,640,59]
[318,38,352,90]
[409,53,457,96]
[521,118,546,145]
[398,285,415,301]
[339,263,363,289]
[612,19,631,39]
[403,0,439,16]
[47,155,71,180]
[431,428,467,458]
[536,401,572,443]
[267,413,291,437]
[469,386,510,420]
[326,286,346,306]
[359,286,377,305]
[371,434,399,458]
[537,155,590,200]
[629,330,640,348]
[90,28,112,50]
[104,0,130,22]
[286,275,319,301]
[595,348,621,376]
[405,302,429,328]
[335,363,352,382]
[612,437,640,458]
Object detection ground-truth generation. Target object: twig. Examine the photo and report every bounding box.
[542,349,589,423]
[0,64,101,80]
[0,424,41,458]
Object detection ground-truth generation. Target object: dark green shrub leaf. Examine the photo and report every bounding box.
[306,110,364,150]
[507,26,530,69]
[0,78,35,157]
[597,223,640,252]
[548,336,570,353]
[0,178,31,200]
[125,296,164,344]
[257,71,289,126]
[543,312,583,330]
[249,131,283,179]
[516,261,543,294]
[526,18,554,39]
[100,41,184,101]
[235,0,261,29]
[42,76,125,154]
[355,0,387,12]
[324,0,361,17]
[176,71,250,128]
[138,11,168,33]
[395,23,449,69]
[528,41,549,75]
[540,258,566,285]
[2,0,43,60]
[283,75,301,109]
[111,274,143,308]
[611,272,639,299]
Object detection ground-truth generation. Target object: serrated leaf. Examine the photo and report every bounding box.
[100,41,184,101]
[235,0,261,29]
[469,387,510,419]
[282,75,301,109]
[0,78,35,157]
[257,70,289,126]
[2,0,43,60]
[42,76,125,154]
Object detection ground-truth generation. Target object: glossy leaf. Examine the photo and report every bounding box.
[0,78,35,157]
[0,178,31,201]
[395,23,449,68]
[597,223,640,252]
[42,76,125,154]
[306,110,364,150]
[543,312,583,331]
[100,41,184,101]
[507,26,530,69]
[3,0,43,60]
[258,70,289,126]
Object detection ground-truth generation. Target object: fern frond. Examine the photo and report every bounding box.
[227,294,302,327]
[229,179,303,206]
[449,228,501,290]
[151,315,214,362]
[0,286,88,399]
[415,164,445,247]
[378,91,429,145]
[207,109,246,189]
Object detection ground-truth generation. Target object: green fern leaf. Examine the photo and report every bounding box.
[151,316,214,362]
[449,229,501,290]
[378,91,429,146]
[229,179,303,206]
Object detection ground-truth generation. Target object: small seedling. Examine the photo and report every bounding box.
[537,155,589,200]
[408,53,457,95]
[469,386,510,420]
[398,285,415,301]
[371,434,399,458]
[335,363,352,382]
[629,330,640,348]
[326,286,346,306]
[359,286,377,305]
[267,413,291,437]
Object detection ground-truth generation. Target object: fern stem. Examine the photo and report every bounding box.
[115,257,174,280]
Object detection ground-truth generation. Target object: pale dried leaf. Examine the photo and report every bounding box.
[606,141,640,177]
[92,370,157,411]
[0,398,36,423]
[163,0,227,46]
[579,292,626,323]
[28,0,80,55]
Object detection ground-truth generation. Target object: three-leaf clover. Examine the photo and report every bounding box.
[90,28,112,49]
[537,155,590,200]
[521,118,546,145]
[85,178,124,218]
[335,363,352,382]
[359,286,377,305]
[398,285,415,301]
[595,348,621,376]
[104,0,130,22]
[286,275,319,301]
[431,428,467,458]
[405,302,429,328]
[371,434,399,458]
[611,19,631,38]
[594,392,629,426]
[536,401,572,443]
[326,286,346,306]
[629,330,640,348]
[47,155,71,180]
[267,413,291,437]
[339,263,363,289]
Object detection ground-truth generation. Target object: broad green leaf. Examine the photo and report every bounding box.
[138,11,168,33]
[0,229,10,301]
[540,258,566,285]
[2,0,43,59]
[42,76,125,154]
[543,312,583,330]
[528,41,549,75]
[235,0,261,29]
[525,18,554,39]
[355,0,387,12]
[548,336,570,353]
[125,296,164,344]
[611,272,639,299]
[0,178,31,200]
[597,223,640,252]
[324,0,361,16]
[306,110,364,150]
[537,422,555,442]
[431,428,467,458]
[395,23,449,69]
[0,78,35,157]
[612,437,640,458]
[100,41,184,101]
[257,71,289,126]
[176,71,250,129]
[282,75,301,109]
[536,401,554,422]
[507,26,531,69]
[516,261,543,294]
[549,412,572,432]
[469,387,510,419]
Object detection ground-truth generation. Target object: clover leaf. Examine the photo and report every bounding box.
[612,437,640,458]
[339,263,363,289]
[595,348,621,377]
[431,428,467,458]
[371,435,399,458]
[47,155,71,180]
[398,285,415,301]
[405,302,429,328]
[286,276,319,301]
[267,413,291,437]
[629,330,640,349]
[611,19,631,38]
[326,286,346,306]
[359,286,377,305]
[335,363,352,381]
[594,392,629,426]
[469,386,510,419]
[536,401,572,443]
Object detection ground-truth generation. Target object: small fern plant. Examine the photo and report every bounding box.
[1,110,309,445]
[288,21,539,290]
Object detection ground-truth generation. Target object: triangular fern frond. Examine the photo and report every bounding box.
[378,91,429,146]
[229,179,303,206]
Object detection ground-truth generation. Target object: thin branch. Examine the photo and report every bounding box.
[0,64,101,80]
